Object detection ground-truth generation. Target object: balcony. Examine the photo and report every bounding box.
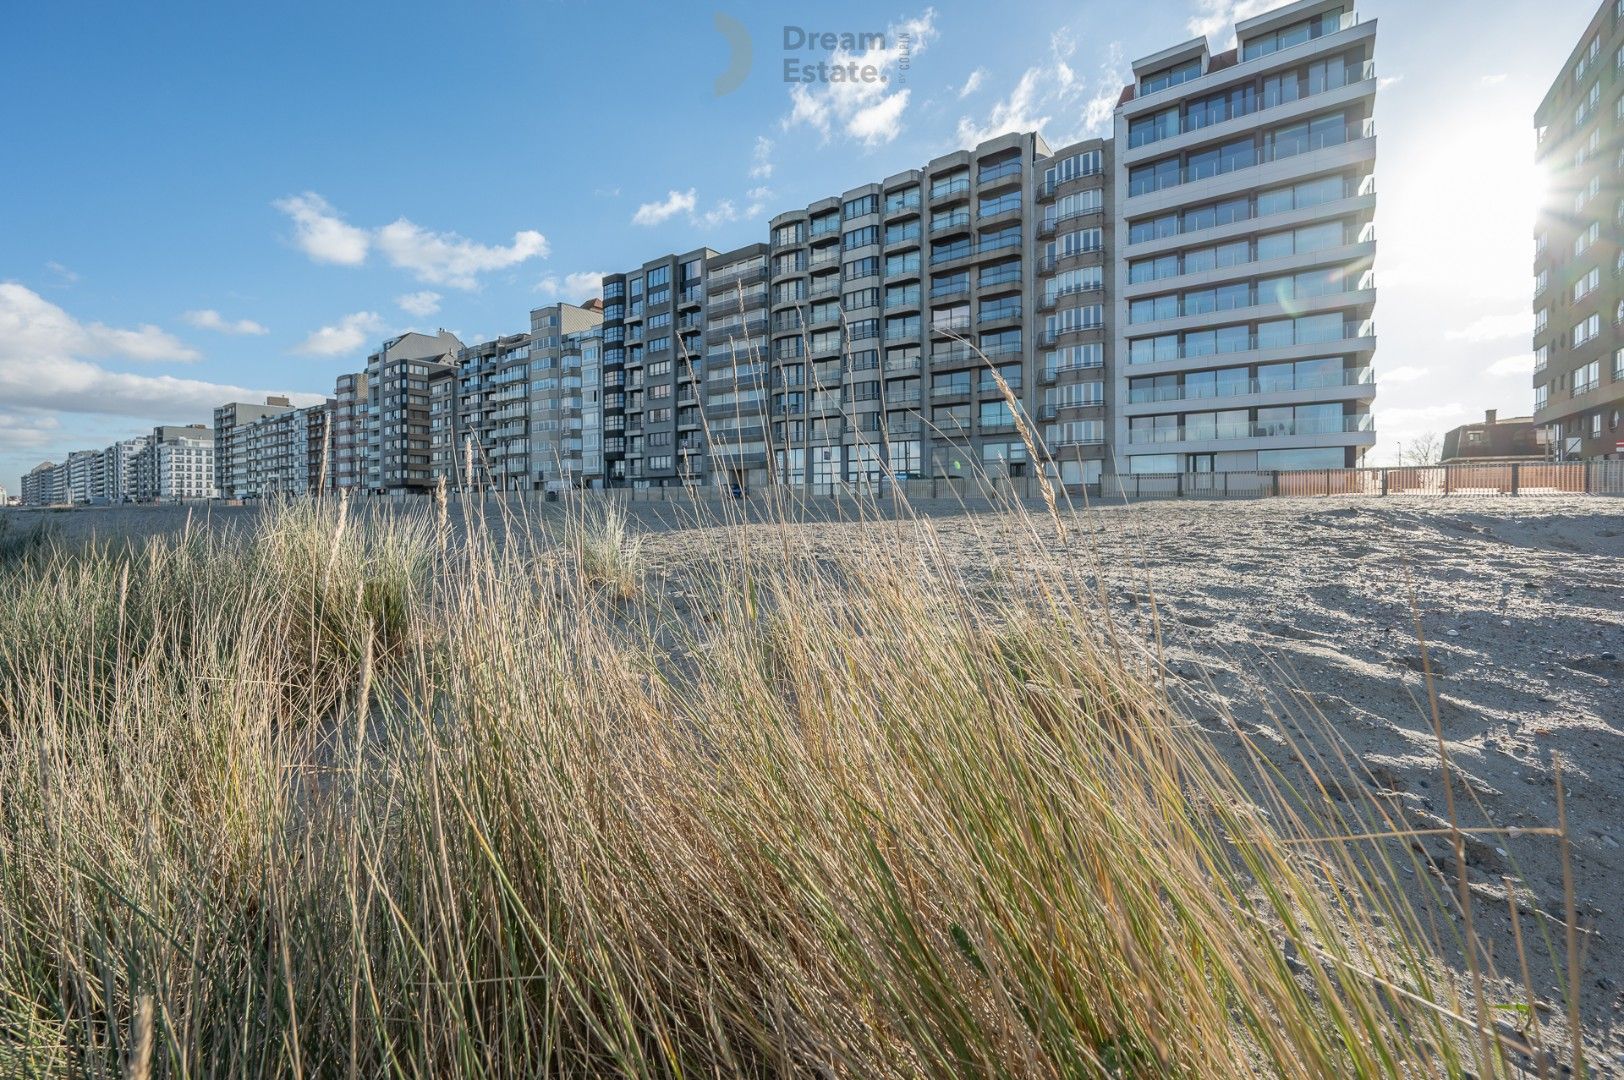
[1127,119,1376,199]
[977,158,1023,187]
[930,177,971,202]
[1127,366,1374,405]
[1127,321,1375,365]
[978,306,1022,324]
[1127,61,1376,153]
[1041,322,1105,345]
[931,382,973,399]
[930,211,971,234]
[1127,414,1374,444]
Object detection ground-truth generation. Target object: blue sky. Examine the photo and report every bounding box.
[0,0,1591,492]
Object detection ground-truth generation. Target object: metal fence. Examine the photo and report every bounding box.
[1101,461,1624,500]
[604,461,1624,504]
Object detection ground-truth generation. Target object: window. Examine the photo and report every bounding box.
[1140,58,1201,95]
[843,194,879,218]
[1042,149,1102,187]
[1573,268,1600,303]
[1574,315,1601,348]
[1574,359,1601,394]
[1248,10,1348,60]
[843,225,879,249]
[844,256,880,279]
[884,252,919,277]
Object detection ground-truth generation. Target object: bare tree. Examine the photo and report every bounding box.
[1396,431,1441,467]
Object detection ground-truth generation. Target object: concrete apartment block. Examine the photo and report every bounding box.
[329,372,369,493]
[365,332,462,495]
[1533,0,1624,460]
[214,397,295,499]
[1112,0,1378,477]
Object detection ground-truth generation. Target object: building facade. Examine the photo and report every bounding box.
[446,303,603,492]
[1533,0,1624,460]
[365,331,462,495]
[214,398,295,498]
[238,403,328,497]
[1112,0,1378,477]
[329,372,369,494]
[145,425,217,500]
[1441,409,1546,463]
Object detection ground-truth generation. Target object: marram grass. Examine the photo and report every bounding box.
[0,495,1583,1077]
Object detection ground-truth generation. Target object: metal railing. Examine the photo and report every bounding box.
[1128,321,1375,363]
[1128,119,1376,198]
[1127,413,1374,444]
[1127,366,1374,404]
[1127,61,1376,151]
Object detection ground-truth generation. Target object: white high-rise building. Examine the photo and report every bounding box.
[1111,0,1378,476]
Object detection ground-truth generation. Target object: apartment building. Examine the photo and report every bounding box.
[20,461,61,506]
[144,425,216,501]
[1112,0,1379,476]
[237,403,328,497]
[102,437,149,503]
[601,251,715,487]
[214,397,295,498]
[570,316,607,487]
[65,449,101,505]
[704,244,772,491]
[1533,0,1624,460]
[443,302,602,492]
[329,372,369,493]
[365,331,462,495]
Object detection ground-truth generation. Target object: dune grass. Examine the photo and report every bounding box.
[0,494,1586,1077]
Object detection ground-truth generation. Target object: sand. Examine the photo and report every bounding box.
[6,494,1623,1058]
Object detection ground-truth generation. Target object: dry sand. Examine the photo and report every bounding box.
[7,495,1623,1058]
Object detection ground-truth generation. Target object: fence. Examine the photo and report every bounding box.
[596,460,1624,504]
[1101,461,1624,500]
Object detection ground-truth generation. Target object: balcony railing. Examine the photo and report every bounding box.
[1127,321,1375,363]
[1128,119,1375,198]
[1127,365,1374,404]
[977,159,1023,185]
[1127,413,1375,444]
[1127,61,1376,152]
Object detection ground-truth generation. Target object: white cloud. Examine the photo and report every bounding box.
[272,192,370,266]
[955,35,1123,148]
[780,9,937,147]
[274,192,548,288]
[0,282,199,364]
[1487,353,1534,378]
[1378,75,1403,91]
[44,261,79,285]
[0,284,317,431]
[0,410,59,450]
[535,272,607,303]
[294,311,385,357]
[632,189,697,226]
[1187,0,1293,46]
[374,220,547,289]
[1445,312,1533,343]
[698,199,741,227]
[1381,365,1428,384]
[395,291,442,318]
[183,309,269,336]
[1481,73,1508,86]
[958,68,986,99]
[748,136,774,180]
[745,185,772,216]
